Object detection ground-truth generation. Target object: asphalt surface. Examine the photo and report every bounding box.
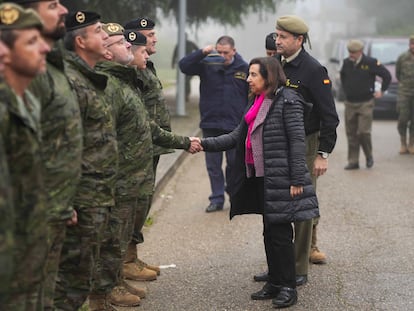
[118,86,414,311]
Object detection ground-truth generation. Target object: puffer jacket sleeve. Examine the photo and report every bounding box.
[201,123,243,152]
[283,95,307,186]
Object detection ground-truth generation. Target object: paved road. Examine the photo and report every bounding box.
[120,103,414,311]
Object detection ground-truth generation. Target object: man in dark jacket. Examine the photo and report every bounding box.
[340,39,391,169]
[179,35,249,213]
[253,15,339,286]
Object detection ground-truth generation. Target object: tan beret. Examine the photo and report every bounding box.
[276,15,308,35]
[410,35,414,41]
[347,39,364,52]
[0,2,43,30]
[103,23,124,36]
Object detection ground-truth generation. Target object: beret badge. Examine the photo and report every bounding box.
[140,19,147,28]
[0,5,19,25]
[128,31,137,41]
[75,11,85,24]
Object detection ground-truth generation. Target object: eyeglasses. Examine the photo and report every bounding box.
[106,37,127,48]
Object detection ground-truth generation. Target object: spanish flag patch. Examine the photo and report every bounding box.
[323,79,331,85]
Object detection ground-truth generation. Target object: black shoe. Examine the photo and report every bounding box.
[272,287,298,308]
[366,157,374,168]
[251,282,281,300]
[295,275,308,286]
[205,203,223,213]
[253,271,269,282]
[344,163,359,170]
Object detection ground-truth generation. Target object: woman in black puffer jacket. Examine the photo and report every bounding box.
[201,57,318,309]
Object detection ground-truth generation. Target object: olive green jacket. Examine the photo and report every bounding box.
[136,60,173,156]
[65,52,118,210]
[96,61,190,196]
[29,42,83,221]
[0,86,48,293]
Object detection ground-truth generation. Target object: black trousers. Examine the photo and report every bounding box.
[255,177,296,289]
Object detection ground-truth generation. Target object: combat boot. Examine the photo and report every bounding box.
[399,136,408,154]
[88,294,117,311]
[122,262,157,281]
[107,285,141,307]
[122,279,147,298]
[136,257,161,275]
[408,136,414,154]
[309,225,327,264]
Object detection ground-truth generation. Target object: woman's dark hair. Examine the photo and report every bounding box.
[248,57,286,98]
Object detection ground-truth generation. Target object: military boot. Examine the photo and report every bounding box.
[123,242,157,281]
[399,136,408,154]
[408,136,414,154]
[309,225,327,264]
[122,279,147,298]
[122,262,157,281]
[107,285,140,307]
[88,294,117,311]
[136,257,161,275]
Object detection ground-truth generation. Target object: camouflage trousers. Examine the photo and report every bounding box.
[3,229,49,310]
[132,194,152,245]
[42,221,67,311]
[53,206,110,311]
[113,197,137,261]
[397,94,414,138]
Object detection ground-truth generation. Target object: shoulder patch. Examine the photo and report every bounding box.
[234,71,247,80]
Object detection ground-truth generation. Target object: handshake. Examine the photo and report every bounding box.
[187,137,204,154]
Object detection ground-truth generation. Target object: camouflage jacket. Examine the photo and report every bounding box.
[64,52,118,210]
[396,51,414,97]
[0,82,14,302]
[96,61,191,196]
[135,60,173,156]
[0,86,48,293]
[29,42,83,221]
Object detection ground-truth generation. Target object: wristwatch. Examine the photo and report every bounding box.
[317,151,329,159]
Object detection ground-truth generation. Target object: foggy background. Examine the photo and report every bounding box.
[152,0,381,70]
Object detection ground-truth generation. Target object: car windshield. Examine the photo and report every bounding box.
[370,41,407,64]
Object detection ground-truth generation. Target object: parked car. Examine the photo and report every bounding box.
[328,37,408,118]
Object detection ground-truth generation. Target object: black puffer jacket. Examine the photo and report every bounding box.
[201,87,319,224]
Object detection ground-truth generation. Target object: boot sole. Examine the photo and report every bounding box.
[124,276,157,281]
[110,301,141,307]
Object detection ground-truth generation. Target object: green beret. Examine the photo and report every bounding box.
[65,10,100,31]
[276,15,308,35]
[0,2,42,30]
[124,29,146,46]
[347,39,364,52]
[124,17,155,31]
[103,23,124,36]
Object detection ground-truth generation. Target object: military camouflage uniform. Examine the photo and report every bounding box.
[95,61,191,288]
[396,50,414,140]
[0,82,14,306]
[28,42,83,310]
[133,66,191,246]
[54,52,118,311]
[0,87,49,311]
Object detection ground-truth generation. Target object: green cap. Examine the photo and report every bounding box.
[347,39,364,52]
[103,22,124,36]
[276,15,308,35]
[0,2,43,30]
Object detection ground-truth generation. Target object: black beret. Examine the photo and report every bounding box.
[0,2,43,30]
[265,32,276,50]
[124,29,147,46]
[65,10,100,31]
[124,17,155,31]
